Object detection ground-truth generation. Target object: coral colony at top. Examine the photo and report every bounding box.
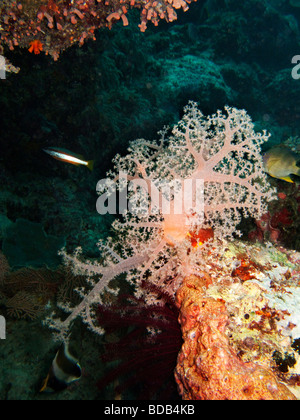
[0,0,196,62]
[43,101,300,399]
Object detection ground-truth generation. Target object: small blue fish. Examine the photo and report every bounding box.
[44,147,94,171]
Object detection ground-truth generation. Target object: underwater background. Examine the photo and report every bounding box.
[0,0,300,400]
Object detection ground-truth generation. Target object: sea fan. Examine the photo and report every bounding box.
[97,281,182,400]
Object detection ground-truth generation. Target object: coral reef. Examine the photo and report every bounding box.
[174,240,300,399]
[1,0,300,400]
[249,183,300,249]
[0,0,197,60]
[156,55,236,109]
[175,273,297,400]
[41,96,300,396]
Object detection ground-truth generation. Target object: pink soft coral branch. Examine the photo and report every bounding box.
[45,102,276,340]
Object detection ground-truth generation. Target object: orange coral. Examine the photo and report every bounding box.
[231,258,257,282]
[1,0,197,60]
[28,40,43,54]
[188,227,214,248]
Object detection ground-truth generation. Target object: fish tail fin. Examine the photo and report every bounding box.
[87,160,94,171]
[280,176,294,183]
[39,374,50,393]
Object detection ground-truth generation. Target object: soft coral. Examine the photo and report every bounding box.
[28,40,43,54]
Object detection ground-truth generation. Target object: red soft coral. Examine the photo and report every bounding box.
[28,40,43,54]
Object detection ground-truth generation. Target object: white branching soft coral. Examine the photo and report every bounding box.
[45,102,276,340]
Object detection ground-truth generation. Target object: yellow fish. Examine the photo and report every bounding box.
[263,145,300,183]
[43,147,94,171]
